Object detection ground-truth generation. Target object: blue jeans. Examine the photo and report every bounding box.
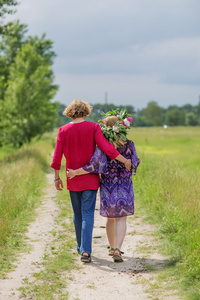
[69,189,98,255]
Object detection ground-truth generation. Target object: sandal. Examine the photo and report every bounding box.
[113,248,123,262]
[81,253,91,263]
[108,247,115,256]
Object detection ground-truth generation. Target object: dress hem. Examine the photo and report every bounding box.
[100,212,134,218]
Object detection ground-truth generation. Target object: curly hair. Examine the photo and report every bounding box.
[104,116,127,149]
[63,99,92,119]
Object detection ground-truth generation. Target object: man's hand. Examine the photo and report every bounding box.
[55,178,63,190]
[125,159,131,171]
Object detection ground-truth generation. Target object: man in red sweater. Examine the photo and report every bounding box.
[51,99,131,262]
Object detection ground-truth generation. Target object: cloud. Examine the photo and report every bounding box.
[5,0,200,108]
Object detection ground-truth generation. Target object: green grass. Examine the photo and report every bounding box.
[129,126,200,299]
[131,126,200,172]
[0,133,54,277]
[0,145,16,160]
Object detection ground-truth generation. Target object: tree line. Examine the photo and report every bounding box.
[0,1,58,147]
[135,100,200,127]
[56,100,200,127]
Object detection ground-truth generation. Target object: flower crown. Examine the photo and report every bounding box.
[98,108,132,143]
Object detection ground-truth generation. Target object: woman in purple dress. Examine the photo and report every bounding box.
[67,110,140,262]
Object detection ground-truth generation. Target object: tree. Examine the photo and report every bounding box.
[3,43,58,146]
[119,105,135,115]
[166,109,185,126]
[0,22,57,98]
[54,102,70,127]
[0,0,18,33]
[181,104,196,114]
[185,112,198,126]
[134,115,147,127]
[167,105,179,112]
[142,101,162,126]
[0,0,18,16]
[0,21,28,98]
[86,103,135,123]
[27,34,56,64]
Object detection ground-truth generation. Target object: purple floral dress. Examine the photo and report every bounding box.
[83,140,140,218]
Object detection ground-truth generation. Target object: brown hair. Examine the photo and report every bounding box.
[63,98,92,119]
[104,116,127,149]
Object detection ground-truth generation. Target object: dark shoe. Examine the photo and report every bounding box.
[81,254,91,263]
[113,248,123,262]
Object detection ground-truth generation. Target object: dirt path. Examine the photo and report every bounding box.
[0,173,180,299]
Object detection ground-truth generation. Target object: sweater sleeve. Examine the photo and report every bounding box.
[94,124,119,160]
[50,128,64,170]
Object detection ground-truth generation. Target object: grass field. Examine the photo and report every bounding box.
[129,126,200,299]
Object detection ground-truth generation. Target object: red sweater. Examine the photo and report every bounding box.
[51,121,119,191]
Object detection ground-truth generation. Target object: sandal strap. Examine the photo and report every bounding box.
[114,248,124,255]
[109,247,115,251]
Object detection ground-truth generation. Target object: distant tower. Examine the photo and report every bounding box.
[105,92,108,113]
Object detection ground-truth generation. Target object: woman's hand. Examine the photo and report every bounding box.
[125,159,131,171]
[55,178,63,190]
[67,169,77,179]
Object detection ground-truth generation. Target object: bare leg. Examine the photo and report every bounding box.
[106,218,116,249]
[115,217,127,252]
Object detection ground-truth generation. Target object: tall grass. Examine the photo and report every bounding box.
[130,127,200,299]
[0,135,54,275]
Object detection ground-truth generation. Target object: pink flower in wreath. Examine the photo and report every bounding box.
[119,121,126,126]
[102,119,105,124]
[127,116,132,123]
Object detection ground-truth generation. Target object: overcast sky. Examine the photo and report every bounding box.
[5,0,200,109]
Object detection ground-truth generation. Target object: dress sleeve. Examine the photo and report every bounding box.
[82,147,108,174]
[130,141,140,175]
